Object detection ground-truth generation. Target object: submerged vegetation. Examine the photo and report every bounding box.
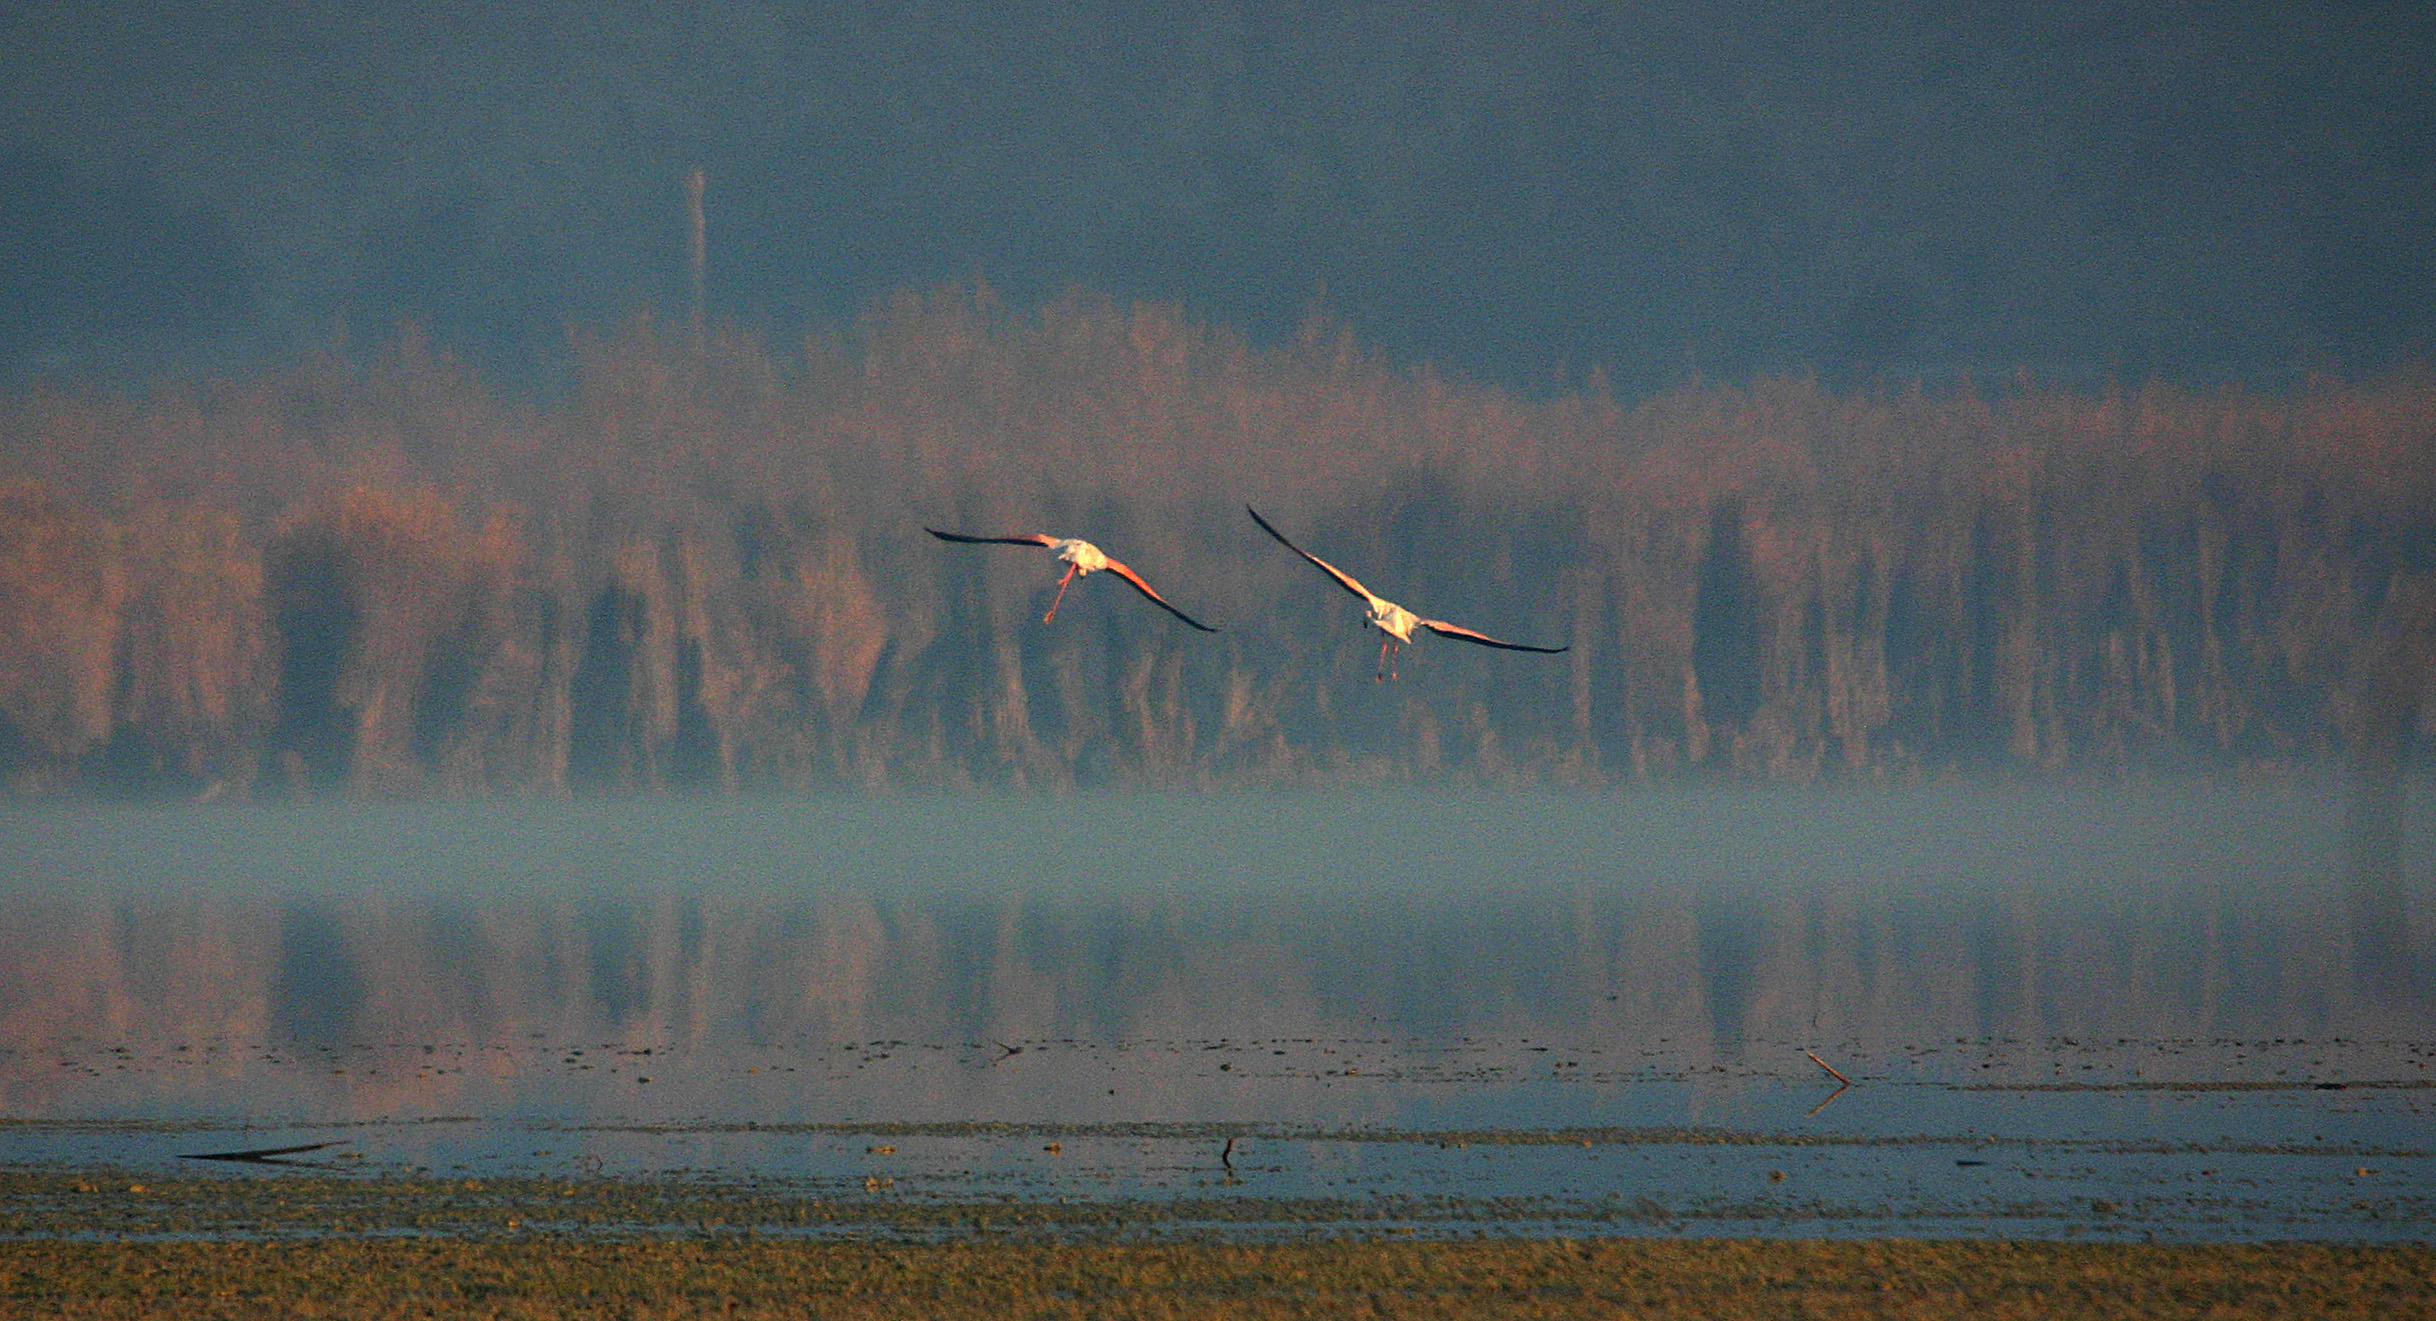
[1,287,2431,794]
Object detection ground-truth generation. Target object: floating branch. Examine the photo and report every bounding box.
[180,1140,349,1164]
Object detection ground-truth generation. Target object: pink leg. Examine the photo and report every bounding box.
[1044,564,1078,623]
[1375,637,1393,682]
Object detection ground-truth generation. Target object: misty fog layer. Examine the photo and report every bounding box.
[3,2,2431,387]
[5,788,2430,1122]
[2,294,2432,795]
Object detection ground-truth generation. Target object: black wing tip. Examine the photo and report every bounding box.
[1245,506,1311,553]
[1160,599,1220,632]
[1146,602,1220,633]
[928,528,1045,547]
[1422,620,1570,653]
[1145,586,1222,633]
[1100,558,1221,632]
[1155,602,1220,632]
[1242,505,1301,549]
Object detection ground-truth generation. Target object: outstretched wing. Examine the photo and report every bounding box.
[927,528,1055,548]
[1245,507,1383,609]
[1418,618,1569,654]
[1101,557,1219,632]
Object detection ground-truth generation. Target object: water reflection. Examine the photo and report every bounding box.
[2346,578,2435,1008]
[2,785,2427,1129]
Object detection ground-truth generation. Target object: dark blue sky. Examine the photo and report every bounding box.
[3,0,2430,394]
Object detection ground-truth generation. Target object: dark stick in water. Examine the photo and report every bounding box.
[181,1141,349,1164]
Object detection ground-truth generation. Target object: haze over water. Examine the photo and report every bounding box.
[6,784,2430,1109]
[4,783,2431,1238]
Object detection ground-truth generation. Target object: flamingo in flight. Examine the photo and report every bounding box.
[1247,506,1567,680]
[925,529,1218,632]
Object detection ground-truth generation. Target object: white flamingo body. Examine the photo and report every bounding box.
[926,528,1217,632]
[1247,506,1566,680]
[1047,537,1110,575]
[1365,596,1423,644]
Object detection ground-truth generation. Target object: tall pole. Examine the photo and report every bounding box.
[685,166,707,352]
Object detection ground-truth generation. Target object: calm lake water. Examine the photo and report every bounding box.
[3,784,2431,1240]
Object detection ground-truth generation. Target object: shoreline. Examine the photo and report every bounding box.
[5,1168,2430,1245]
[4,1237,2430,1319]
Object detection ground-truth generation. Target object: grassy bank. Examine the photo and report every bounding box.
[5,1237,2431,1319]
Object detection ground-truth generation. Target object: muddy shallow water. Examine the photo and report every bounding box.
[2,784,2430,1240]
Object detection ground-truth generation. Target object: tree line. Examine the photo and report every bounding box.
[2,285,2431,795]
